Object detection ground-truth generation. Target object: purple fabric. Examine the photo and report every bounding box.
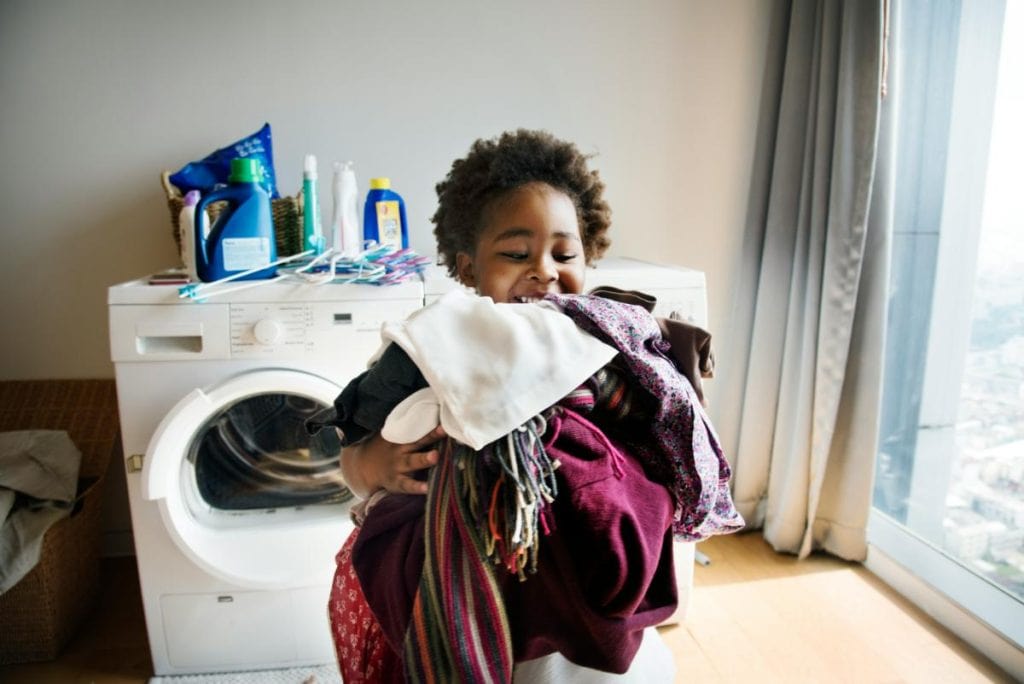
[353,407,676,674]
[548,293,744,540]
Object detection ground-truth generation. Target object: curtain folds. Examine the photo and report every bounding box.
[714,0,891,560]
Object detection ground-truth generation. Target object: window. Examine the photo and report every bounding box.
[871,0,1022,650]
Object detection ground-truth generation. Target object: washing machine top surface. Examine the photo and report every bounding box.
[109,273,424,306]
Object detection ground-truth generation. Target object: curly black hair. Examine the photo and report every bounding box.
[432,129,612,279]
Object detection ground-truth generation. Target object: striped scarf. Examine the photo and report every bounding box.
[402,415,557,683]
[561,362,645,424]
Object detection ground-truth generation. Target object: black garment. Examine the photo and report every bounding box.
[305,342,426,445]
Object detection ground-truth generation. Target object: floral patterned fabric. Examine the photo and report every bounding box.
[328,530,401,683]
[548,293,744,540]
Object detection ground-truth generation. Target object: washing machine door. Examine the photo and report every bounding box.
[143,369,354,589]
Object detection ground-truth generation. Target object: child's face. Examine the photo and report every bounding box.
[456,182,586,303]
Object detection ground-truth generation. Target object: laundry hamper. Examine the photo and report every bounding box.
[0,380,118,664]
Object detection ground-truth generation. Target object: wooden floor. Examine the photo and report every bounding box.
[661,533,1012,683]
[0,532,1013,683]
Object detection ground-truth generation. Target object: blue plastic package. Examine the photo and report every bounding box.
[169,123,280,199]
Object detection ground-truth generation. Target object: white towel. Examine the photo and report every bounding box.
[381,290,616,449]
[381,387,441,444]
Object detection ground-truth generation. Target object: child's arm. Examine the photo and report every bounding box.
[339,425,445,499]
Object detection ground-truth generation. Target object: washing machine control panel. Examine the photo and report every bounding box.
[230,304,311,354]
[228,301,416,358]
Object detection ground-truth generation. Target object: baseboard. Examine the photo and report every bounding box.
[865,543,1023,681]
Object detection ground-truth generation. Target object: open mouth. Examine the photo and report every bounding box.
[512,295,546,304]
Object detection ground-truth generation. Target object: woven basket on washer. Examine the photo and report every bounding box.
[0,380,119,664]
[161,171,304,260]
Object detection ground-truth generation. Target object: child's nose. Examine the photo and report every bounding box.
[528,256,558,281]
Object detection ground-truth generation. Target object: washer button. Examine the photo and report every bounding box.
[253,318,284,345]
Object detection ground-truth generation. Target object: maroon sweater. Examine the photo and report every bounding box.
[352,407,677,673]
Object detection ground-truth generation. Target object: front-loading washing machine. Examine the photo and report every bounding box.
[109,276,423,676]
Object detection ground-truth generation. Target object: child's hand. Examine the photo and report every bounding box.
[339,425,445,499]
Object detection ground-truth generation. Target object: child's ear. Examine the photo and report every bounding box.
[456,252,475,287]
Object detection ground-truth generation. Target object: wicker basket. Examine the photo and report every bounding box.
[161,172,304,259]
[0,380,119,664]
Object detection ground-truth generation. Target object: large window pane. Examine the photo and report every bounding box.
[947,0,1024,599]
[871,0,1022,648]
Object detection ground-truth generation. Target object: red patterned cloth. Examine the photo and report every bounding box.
[328,529,402,683]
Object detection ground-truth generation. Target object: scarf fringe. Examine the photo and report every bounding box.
[460,413,558,580]
[403,414,558,683]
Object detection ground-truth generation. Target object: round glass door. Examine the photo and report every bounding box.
[190,392,351,511]
[143,370,355,589]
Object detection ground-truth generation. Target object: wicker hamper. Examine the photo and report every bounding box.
[161,172,304,260]
[0,380,119,664]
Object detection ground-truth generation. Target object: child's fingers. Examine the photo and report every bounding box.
[399,448,438,473]
[391,474,430,495]
[409,424,446,450]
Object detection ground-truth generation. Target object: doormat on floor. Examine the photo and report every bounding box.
[148,663,341,684]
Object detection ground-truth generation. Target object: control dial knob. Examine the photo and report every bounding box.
[253,318,284,345]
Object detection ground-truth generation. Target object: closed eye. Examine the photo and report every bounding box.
[500,252,528,261]
[555,253,578,263]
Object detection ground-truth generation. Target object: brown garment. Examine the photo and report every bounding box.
[588,285,715,405]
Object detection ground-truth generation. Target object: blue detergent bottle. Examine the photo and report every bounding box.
[363,177,408,249]
[194,158,277,282]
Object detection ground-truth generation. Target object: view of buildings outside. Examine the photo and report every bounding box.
[947,262,1024,600]
[942,8,1023,602]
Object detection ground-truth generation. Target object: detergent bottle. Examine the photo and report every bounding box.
[178,190,207,282]
[193,158,277,282]
[363,177,408,249]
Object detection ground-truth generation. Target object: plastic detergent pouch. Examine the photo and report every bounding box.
[169,122,280,199]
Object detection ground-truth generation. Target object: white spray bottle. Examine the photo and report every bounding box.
[178,190,207,282]
[331,161,361,256]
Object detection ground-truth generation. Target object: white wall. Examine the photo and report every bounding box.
[0,0,772,380]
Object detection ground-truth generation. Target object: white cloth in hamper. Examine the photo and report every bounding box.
[0,430,81,593]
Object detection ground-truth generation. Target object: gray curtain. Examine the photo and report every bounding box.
[712,0,891,560]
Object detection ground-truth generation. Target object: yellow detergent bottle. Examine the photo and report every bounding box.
[363,177,408,249]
